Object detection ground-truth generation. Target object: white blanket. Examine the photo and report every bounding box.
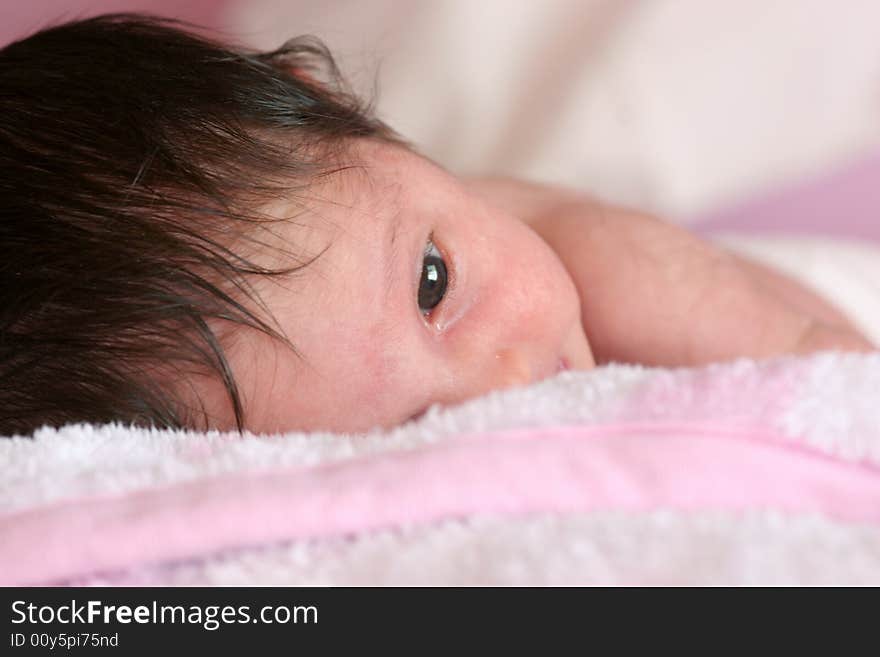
[718,233,880,345]
[2,351,879,586]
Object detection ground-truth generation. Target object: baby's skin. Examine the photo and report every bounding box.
[467,177,875,366]
[191,138,874,434]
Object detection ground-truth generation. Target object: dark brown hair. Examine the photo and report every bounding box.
[0,13,398,437]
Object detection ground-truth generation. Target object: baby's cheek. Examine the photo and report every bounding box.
[337,329,419,424]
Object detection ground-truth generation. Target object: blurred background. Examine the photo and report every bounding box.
[3,0,880,238]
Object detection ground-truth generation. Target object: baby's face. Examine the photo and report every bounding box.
[196,140,594,433]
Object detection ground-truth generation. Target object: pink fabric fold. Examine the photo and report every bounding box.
[2,422,879,586]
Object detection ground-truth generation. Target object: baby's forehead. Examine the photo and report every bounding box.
[320,139,453,210]
[265,144,429,240]
[289,143,410,222]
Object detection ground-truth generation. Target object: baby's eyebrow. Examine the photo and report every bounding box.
[384,207,405,299]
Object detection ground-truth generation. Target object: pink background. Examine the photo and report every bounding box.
[696,150,880,244]
[1,1,226,44]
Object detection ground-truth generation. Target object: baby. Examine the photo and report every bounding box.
[0,14,873,437]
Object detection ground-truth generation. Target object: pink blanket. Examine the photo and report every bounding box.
[2,352,879,585]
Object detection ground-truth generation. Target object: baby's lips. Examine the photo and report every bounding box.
[560,322,597,370]
[533,357,569,384]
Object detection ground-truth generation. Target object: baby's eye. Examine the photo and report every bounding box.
[418,239,448,316]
